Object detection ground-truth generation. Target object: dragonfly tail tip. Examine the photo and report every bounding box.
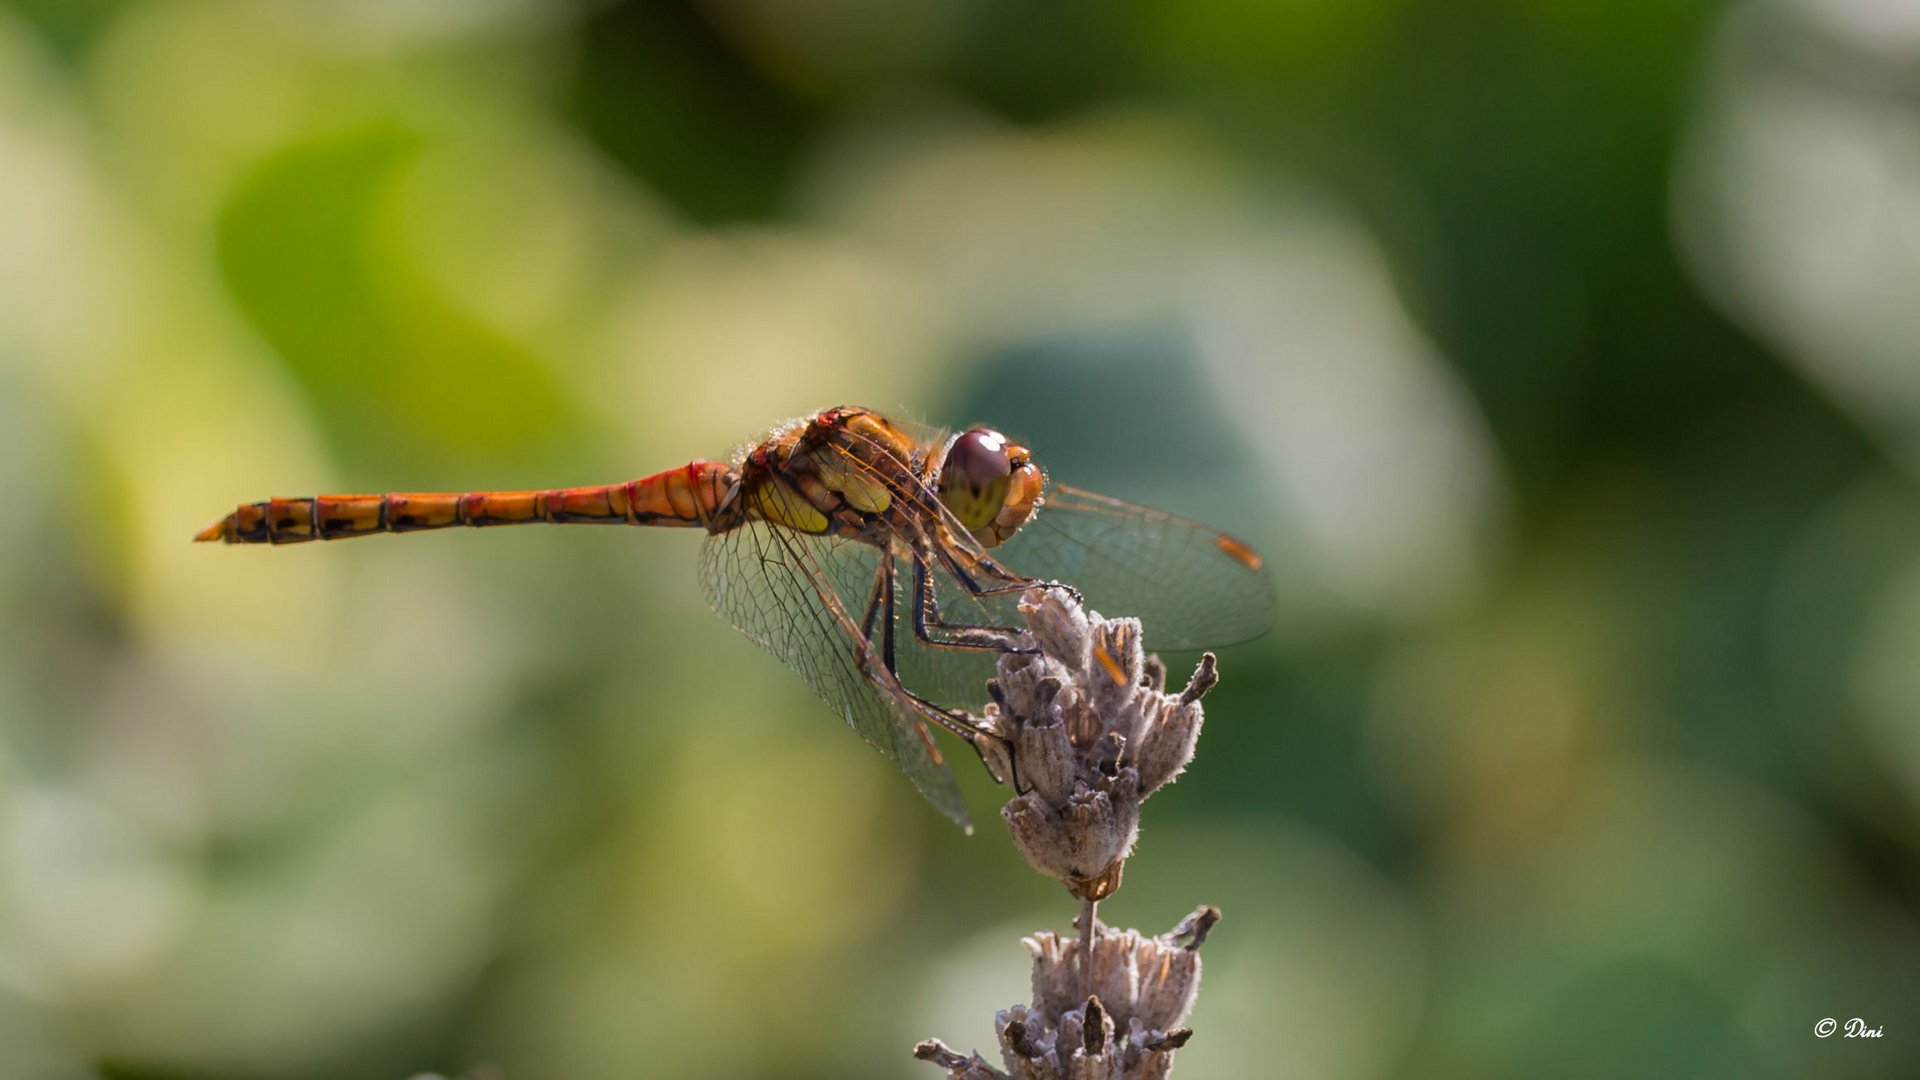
[193,517,230,543]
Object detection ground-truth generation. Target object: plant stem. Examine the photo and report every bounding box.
[1078,894,1098,1004]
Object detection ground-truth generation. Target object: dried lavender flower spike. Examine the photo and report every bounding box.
[1024,910,1214,1036]
[920,587,1226,1079]
[979,588,1218,897]
[917,907,1222,1080]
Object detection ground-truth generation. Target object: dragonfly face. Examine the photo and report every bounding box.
[196,405,1275,829]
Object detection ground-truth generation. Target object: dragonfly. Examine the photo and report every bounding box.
[196,406,1275,828]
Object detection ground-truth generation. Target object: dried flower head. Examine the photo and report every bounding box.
[975,588,1219,900]
[914,906,1220,1080]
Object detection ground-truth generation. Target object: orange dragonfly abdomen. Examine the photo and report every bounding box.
[194,461,741,545]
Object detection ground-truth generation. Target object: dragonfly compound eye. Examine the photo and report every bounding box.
[940,428,1043,547]
[940,428,1014,531]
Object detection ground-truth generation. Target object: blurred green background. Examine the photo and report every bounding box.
[2,0,1918,1077]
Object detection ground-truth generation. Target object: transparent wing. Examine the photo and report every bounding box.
[698,518,972,828]
[992,482,1277,650]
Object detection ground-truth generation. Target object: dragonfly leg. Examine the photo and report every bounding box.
[899,685,1024,790]
[938,545,1083,604]
[858,555,897,676]
[852,555,994,740]
[851,646,1007,776]
[899,686,985,743]
[912,551,1036,654]
[851,553,1023,789]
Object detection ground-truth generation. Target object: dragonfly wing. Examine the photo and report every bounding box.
[993,482,1278,650]
[698,520,972,828]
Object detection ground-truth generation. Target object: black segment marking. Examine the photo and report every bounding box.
[238,502,269,543]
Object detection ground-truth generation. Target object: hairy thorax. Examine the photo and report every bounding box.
[737,408,928,547]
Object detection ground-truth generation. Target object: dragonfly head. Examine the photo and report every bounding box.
[939,427,1042,548]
